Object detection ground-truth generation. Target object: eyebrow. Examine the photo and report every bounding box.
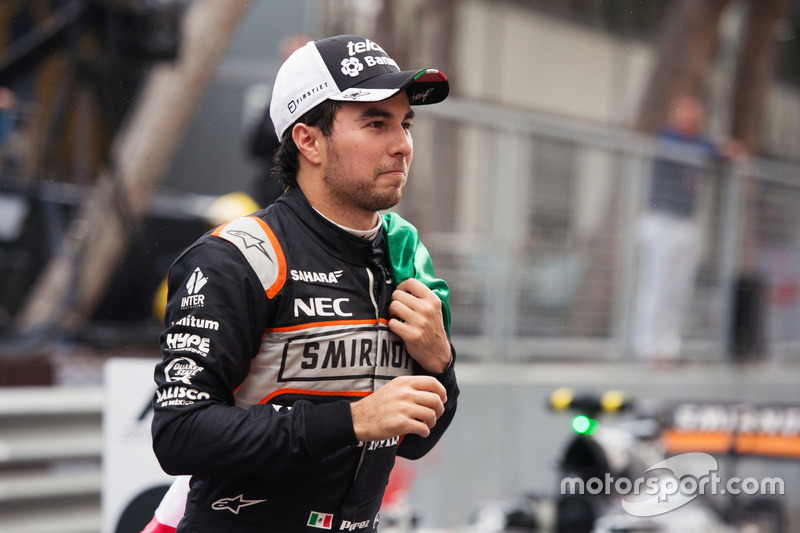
[357,107,415,121]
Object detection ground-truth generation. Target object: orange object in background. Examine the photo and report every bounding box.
[662,402,800,459]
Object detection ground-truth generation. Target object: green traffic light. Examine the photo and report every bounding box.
[572,415,596,435]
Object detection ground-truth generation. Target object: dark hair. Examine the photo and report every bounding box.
[271,100,342,189]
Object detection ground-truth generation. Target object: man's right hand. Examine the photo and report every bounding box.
[349,375,446,441]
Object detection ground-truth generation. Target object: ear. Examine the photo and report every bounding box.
[292,123,322,166]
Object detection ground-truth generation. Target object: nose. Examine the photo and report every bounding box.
[390,124,413,159]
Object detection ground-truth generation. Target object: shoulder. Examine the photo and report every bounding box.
[210,215,288,299]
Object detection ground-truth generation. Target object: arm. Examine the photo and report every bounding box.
[151,239,357,477]
[346,278,457,446]
[380,212,460,458]
[398,351,459,459]
[347,358,458,461]
[387,278,459,459]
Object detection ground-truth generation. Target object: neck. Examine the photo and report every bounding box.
[314,208,383,239]
[296,176,379,231]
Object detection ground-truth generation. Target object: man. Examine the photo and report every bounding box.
[633,95,742,367]
[145,34,458,532]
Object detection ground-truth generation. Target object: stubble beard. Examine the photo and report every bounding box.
[322,142,407,213]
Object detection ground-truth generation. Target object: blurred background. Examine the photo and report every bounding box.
[1,0,799,532]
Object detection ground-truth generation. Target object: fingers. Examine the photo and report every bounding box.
[405,374,447,403]
[350,375,447,441]
[406,383,447,420]
[395,277,428,296]
[390,279,444,331]
[403,402,439,436]
[388,375,446,421]
[389,280,451,374]
[391,279,441,313]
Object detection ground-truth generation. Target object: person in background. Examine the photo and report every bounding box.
[246,34,311,206]
[0,86,18,173]
[633,95,744,368]
[144,34,458,533]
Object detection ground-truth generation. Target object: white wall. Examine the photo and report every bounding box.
[456,1,654,126]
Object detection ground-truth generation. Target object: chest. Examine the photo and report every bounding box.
[234,231,414,407]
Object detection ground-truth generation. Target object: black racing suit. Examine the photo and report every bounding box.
[151,186,459,532]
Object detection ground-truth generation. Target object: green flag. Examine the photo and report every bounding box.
[382,212,451,338]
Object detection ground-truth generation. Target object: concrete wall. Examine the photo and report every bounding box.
[405,362,800,530]
[455,1,653,126]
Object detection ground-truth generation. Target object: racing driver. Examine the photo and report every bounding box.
[145,34,459,533]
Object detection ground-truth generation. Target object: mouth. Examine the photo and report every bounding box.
[377,172,407,190]
[377,167,407,179]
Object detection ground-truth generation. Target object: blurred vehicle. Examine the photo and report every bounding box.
[468,389,786,533]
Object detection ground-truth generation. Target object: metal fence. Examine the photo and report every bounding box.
[0,386,103,533]
[401,97,800,364]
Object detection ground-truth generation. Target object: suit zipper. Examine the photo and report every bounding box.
[351,266,381,486]
[366,267,379,322]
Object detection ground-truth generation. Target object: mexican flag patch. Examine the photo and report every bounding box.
[307,511,334,530]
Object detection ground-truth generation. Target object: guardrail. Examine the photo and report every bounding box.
[406,97,800,363]
[0,386,104,533]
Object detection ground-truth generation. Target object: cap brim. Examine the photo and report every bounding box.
[330,68,449,106]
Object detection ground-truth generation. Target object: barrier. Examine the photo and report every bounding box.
[0,386,103,533]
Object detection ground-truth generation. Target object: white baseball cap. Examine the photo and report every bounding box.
[270,34,449,139]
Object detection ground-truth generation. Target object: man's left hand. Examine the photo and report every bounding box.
[388,278,451,374]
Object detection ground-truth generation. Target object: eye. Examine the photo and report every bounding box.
[367,121,384,129]
[402,121,414,132]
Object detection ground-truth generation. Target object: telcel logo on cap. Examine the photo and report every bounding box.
[341,38,399,76]
[270,34,449,140]
[346,38,385,56]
